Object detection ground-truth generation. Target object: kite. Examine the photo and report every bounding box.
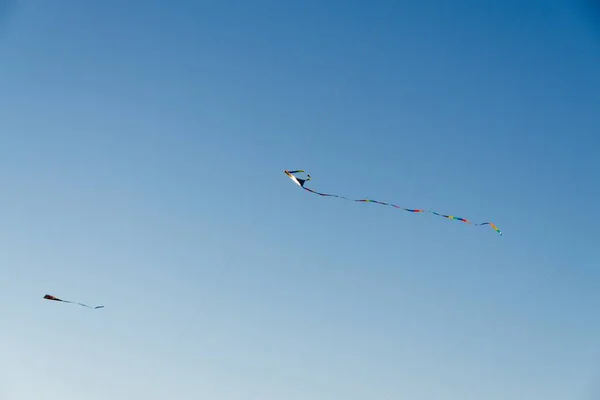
[284,169,502,235]
[43,294,104,309]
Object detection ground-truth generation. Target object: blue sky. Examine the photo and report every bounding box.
[1,1,599,399]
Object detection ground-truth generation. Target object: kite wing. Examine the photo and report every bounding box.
[43,294,104,309]
[284,169,502,236]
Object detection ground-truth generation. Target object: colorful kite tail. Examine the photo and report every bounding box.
[284,169,502,236]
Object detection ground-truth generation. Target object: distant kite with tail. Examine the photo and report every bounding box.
[284,170,502,236]
[43,294,104,309]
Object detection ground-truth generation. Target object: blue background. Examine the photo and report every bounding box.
[1,1,599,399]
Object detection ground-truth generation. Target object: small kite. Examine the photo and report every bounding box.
[284,170,502,235]
[43,294,104,309]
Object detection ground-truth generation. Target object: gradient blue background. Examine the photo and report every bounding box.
[1,1,599,399]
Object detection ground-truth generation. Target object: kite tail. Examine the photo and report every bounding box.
[73,301,103,309]
[302,186,349,200]
[76,303,104,309]
[285,170,502,236]
[474,222,502,235]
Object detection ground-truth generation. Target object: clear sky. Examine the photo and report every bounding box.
[1,1,599,399]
